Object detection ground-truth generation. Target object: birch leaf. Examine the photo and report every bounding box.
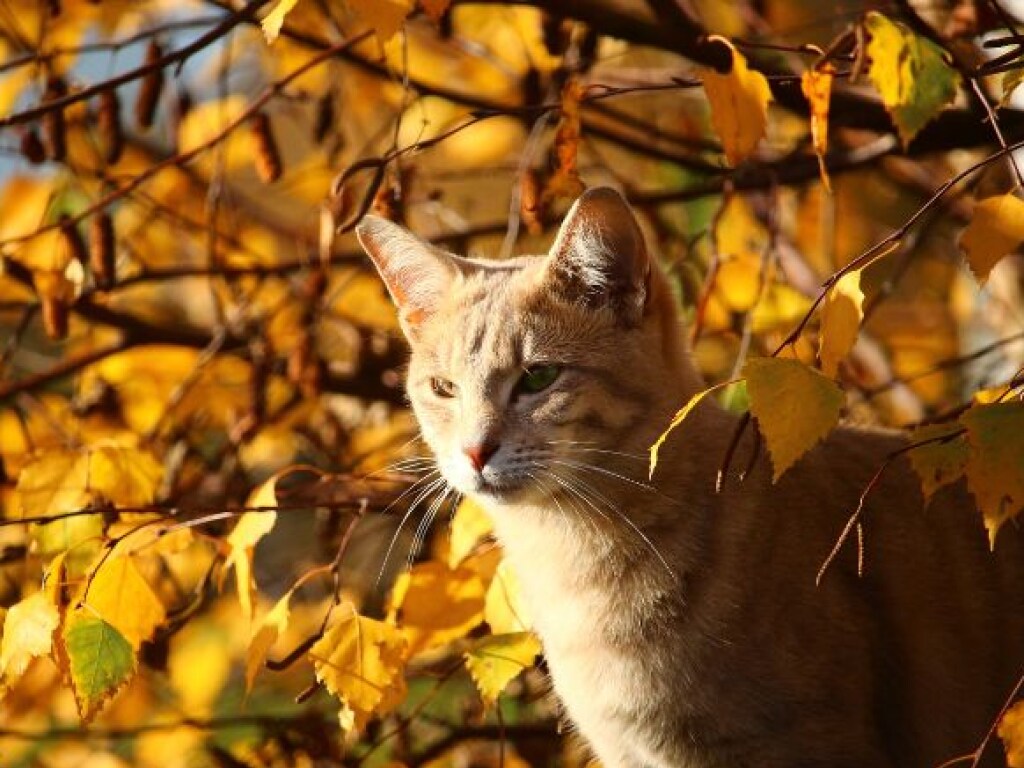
[745,357,844,481]
[246,590,292,693]
[649,382,732,478]
[818,270,864,379]
[82,556,166,649]
[62,610,136,722]
[447,498,494,569]
[388,561,486,655]
[484,559,532,634]
[224,473,281,622]
[960,401,1024,546]
[309,609,408,729]
[959,194,1024,284]
[864,12,960,147]
[907,423,969,502]
[702,37,772,166]
[464,632,541,707]
[0,592,60,680]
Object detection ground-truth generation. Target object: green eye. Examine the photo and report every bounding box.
[518,365,561,394]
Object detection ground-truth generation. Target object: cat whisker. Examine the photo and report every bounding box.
[545,466,676,581]
[545,440,648,462]
[549,458,671,499]
[374,472,446,589]
[406,481,456,571]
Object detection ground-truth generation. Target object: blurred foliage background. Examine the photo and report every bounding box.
[1,0,1024,766]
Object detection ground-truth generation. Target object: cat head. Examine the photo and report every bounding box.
[357,187,692,503]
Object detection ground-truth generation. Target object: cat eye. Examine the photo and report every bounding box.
[430,376,457,398]
[517,365,561,394]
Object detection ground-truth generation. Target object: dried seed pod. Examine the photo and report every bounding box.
[20,128,46,164]
[313,92,335,144]
[59,215,87,266]
[519,168,547,235]
[98,88,124,164]
[135,40,165,129]
[89,212,116,289]
[250,112,282,183]
[42,296,69,340]
[41,77,68,162]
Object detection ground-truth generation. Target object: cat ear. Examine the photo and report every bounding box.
[356,215,457,331]
[544,187,651,323]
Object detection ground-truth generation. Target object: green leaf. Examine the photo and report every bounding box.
[960,401,1024,547]
[864,12,961,147]
[464,632,541,706]
[745,357,844,481]
[62,610,136,722]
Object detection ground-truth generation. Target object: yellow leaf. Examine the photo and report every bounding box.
[82,557,166,649]
[262,0,299,43]
[246,590,292,693]
[745,357,844,481]
[649,381,734,479]
[1000,700,1024,768]
[0,592,60,680]
[484,559,531,634]
[447,498,494,568]
[960,402,1024,547]
[464,632,541,707]
[702,37,772,166]
[959,194,1024,284]
[801,65,834,191]
[388,561,486,655]
[16,445,163,518]
[907,423,969,502]
[223,472,283,622]
[309,607,409,729]
[864,12,961,147]
[818,269,864,379]
[168,618,232,717]
[349,0,412,45]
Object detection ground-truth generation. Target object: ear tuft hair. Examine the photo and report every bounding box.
[356,216,457,331]
[544,187,651,323]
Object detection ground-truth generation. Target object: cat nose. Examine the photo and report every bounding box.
[464,442,499,473]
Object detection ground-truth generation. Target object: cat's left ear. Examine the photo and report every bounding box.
[543,187,651,324]
[356,216,458,334]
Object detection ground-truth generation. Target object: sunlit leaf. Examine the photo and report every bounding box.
[82,556,166,649]
[702,37,772,165]
[864,12,960,147]
[464,632,541,707]
[650,382,733,478]
[1001,68,1024,107]
[262,0,299,43]
[62,610,136,722]
[801,65,834,190]
[745,357,844,481]
[309,608,408,729]
[246,590,292,693]
[388,561,486,655]
[224,474,280,622]
[960,401,1024,546]
[818,269,864,378]
[0,592,60,681]
[544,78,585,201]
[959,194,1024,284]
[348,0,413,44]
[447,498,494,568]
[484,559,531,634]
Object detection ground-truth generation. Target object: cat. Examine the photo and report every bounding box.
[356,187,1024,768]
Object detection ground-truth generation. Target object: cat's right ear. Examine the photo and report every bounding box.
[356,216,457,334]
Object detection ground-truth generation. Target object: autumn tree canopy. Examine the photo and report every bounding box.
[2,0,1024,765]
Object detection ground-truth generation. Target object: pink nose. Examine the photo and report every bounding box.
[464,442,498,473]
